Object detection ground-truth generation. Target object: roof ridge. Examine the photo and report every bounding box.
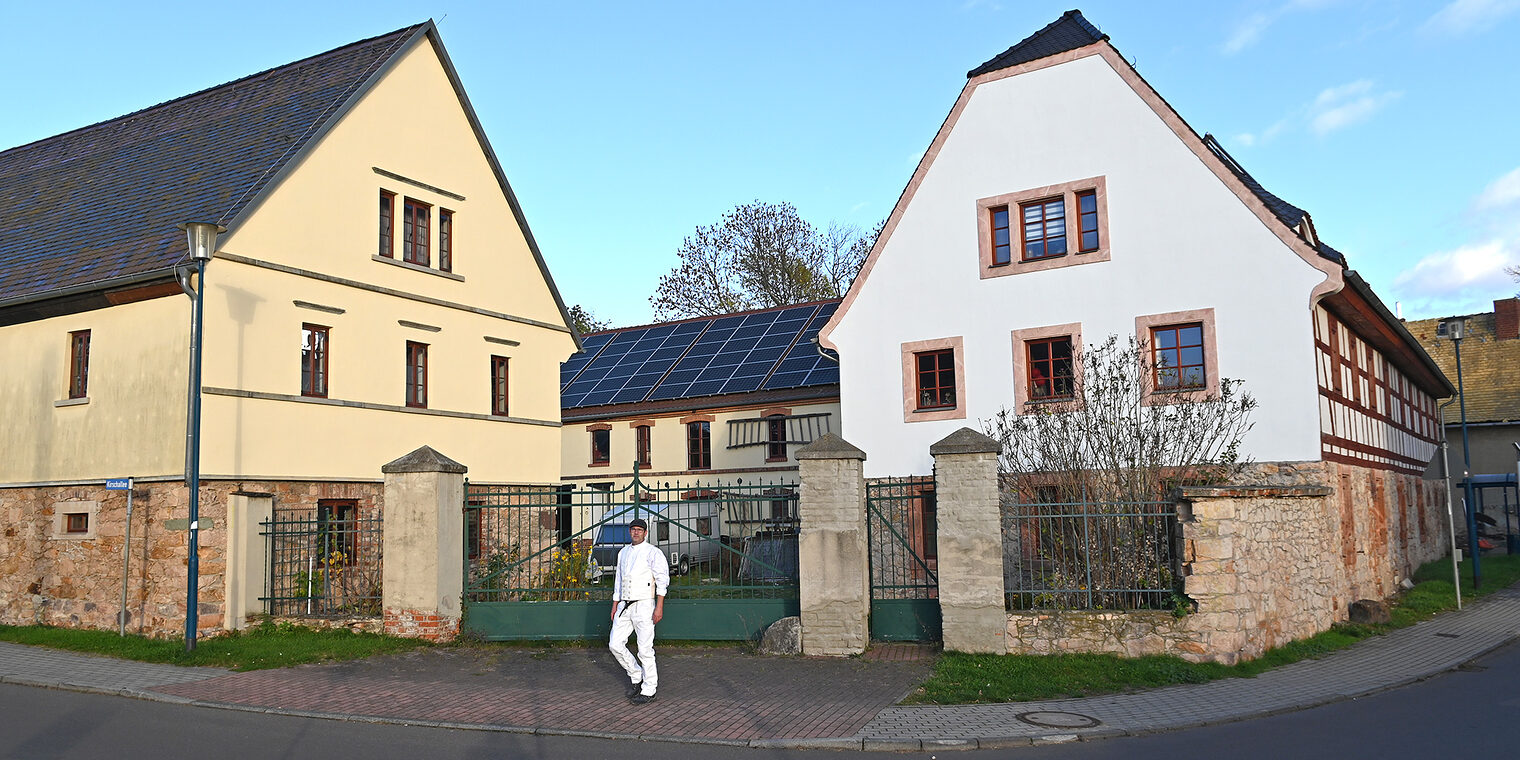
[967,9,1107,79]
[0,22,426,161]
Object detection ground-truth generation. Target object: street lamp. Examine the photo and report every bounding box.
[1439,316,1479,590]
[178,220,224,651]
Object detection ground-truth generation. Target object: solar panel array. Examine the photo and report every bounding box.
[560,300,841,410]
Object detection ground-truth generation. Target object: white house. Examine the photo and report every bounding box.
[821,10,1451,481]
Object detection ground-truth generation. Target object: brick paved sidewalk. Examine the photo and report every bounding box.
[152,645,931,742]
[2,585,1517,750]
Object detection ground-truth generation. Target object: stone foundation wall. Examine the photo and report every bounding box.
[0,479,382,638]
[1004,461,1450,664]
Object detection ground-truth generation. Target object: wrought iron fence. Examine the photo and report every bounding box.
[464,474,800,604]
[260,506,383,618]
[865,476,938,600]
[1002,498,1180,611]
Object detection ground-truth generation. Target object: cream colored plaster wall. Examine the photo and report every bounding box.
[0,297,187,483]
[560,400,840,488]
[190,37,571,484]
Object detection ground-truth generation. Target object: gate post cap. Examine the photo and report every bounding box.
[929,427,1002,456]
[796,433,866,461]
[382,445,468,474]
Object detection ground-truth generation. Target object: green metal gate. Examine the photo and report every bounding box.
[463,471,800,640]
[866,476,941,642]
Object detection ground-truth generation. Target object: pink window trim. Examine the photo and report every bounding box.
[1134,308,1220,405]
[1010,323,1084,411]
[977,176,1109,279]
[899,336,966,423]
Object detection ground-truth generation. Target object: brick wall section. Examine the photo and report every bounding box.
[1495,297,1518,340]
[1004,460,1450,664]
[384,607,459,642]
[0,479,381,638]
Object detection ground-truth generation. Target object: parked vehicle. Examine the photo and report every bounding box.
[588,500,724,579]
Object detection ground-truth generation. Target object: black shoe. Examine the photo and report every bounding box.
[629,693,657,704]
[624,681,642,698]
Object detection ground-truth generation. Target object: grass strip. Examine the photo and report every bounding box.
[0,619,428,671]
[905,553,1520,704]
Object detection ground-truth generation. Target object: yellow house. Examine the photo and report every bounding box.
[0,22,577,636]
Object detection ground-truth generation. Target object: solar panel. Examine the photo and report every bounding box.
[559,332,615,389]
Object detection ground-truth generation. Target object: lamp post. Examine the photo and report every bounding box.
[1440,316,1479,590]
[178,221,224,651]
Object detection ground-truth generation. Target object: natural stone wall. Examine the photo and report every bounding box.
[1003,460,1450,664]
[0,479,381,638]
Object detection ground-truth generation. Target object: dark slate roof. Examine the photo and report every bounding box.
[967,9,1107,78]
[560,300,842,411]
[1202,134,1347,267]
[0,23,427,305]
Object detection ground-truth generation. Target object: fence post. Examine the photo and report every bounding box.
[224,491,273,630]
[381,445,467,641]
[796,433,870,656]
[930,428,1006,654]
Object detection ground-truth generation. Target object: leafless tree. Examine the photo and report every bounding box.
[649,201,879,321]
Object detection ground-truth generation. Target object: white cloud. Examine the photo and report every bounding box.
[1223,12,1273,54]
[1475,166,1520,211]
[1392,239,1520,317]
[1233,133,1257,148]
[1423,0,1520,36]
[1308,79,1401,135]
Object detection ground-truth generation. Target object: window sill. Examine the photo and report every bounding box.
[371,254,465,282]
[588,461,610,468]
[765,456,789,464]
[54,397,89,408]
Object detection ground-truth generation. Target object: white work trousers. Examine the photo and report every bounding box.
[609,599,657,696]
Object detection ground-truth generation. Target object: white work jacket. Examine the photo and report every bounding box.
[613,541,670,602]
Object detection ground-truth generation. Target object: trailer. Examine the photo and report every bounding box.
[589,500,724,579]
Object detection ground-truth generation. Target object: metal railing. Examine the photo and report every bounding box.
[464,474,801,604]
[260,508,383,618]
[865,476,938,600]
[1003,498,1180,611]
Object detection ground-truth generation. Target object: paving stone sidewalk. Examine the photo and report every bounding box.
[1,586,1517,750]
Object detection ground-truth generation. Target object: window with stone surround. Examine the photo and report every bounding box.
[51,501,99,540]
[978,176,1108,279]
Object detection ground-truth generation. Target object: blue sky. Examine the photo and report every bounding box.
[6,1,1517,327]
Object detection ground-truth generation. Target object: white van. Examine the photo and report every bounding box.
[589,500,723,579]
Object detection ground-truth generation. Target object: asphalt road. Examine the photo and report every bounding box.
[2,641,1518,759]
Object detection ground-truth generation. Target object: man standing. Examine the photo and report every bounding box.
[610,517,668,704]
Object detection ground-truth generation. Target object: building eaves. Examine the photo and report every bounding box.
[967,9,1107,78]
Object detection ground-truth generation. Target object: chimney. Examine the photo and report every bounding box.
[1496,298,1520,340]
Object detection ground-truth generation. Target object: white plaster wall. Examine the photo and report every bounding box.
[833,53,1330,476]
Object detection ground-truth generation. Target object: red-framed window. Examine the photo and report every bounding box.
[379,191,395,257]
[402,198,430,266]
[1020,197,1067,260]
[766,415,788,461]
[687,421,711,470]
[317,499,357,565]
[914,349,956,410]
[635,424,652,468]
[591,428,610,465]
[1027,337,1075,400]
[1151,323,1205,390]
[405,341,428,408]
[490,355,509,416]
[65,513,89,534]
[989,204,1011,265]
[438,208,454,272]
[68,330,90,399]
[301,324,329,398]
[1076,189,1100,252]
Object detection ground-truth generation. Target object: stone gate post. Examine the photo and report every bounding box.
[381,445,467,641]
[796,433,870,656]
[930,428,1006,653]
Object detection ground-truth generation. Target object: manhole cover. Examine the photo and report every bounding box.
[1017,711,1102,729]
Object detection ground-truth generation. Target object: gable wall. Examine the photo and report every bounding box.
[831,53,1331,476]
[193,38,573,483]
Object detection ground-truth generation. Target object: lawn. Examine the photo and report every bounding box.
[0,619,429,671]
[905,553,1520,704]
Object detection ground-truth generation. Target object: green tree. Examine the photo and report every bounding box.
[650,201,880,321]
[568,304,611,335]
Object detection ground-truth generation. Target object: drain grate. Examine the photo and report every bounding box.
[1017,711,1102,729]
